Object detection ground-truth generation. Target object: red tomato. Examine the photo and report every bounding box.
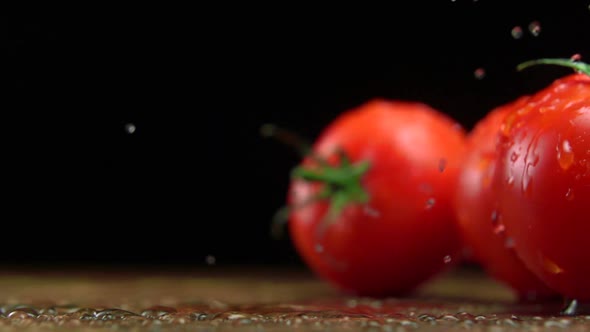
[494,60,590,300]
[286,99,467,296]
[454,96,557,301]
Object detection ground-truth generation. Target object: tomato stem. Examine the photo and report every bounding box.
[517,58,590,76]
[260,123,328,166]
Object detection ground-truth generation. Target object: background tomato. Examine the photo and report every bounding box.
[494,63,590,301]
[286,99,467,296]
[454,96,557,301]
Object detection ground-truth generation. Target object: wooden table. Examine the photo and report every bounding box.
[0,265,584,331]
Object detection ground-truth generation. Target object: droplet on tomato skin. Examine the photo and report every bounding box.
[504,237,515,248]
[490,210,499,223]
[557,139,575,171]
[314,244,324,253]
[443,255,452,264]
[438,158,447,172]
[511,26,524,39]
[528,21,541,37]
[566,188,575,201]
[506,175,515,187]
[425,198,436,210]
[522,164,534,197]
[510,152,520,162]
[474,68,486,80]
[419,183,434,194]
[542,256,565,275]
[493,223,506,235]
[363,205,380,218]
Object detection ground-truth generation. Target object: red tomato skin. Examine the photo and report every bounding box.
[494,73,590,300]
[454,97,557,301]
[288,99,467,297]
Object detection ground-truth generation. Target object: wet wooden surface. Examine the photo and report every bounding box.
[0,265,585,331]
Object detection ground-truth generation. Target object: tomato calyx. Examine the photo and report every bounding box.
[261,123,371,238]
[517,57,590,76]
[290,151,371,232]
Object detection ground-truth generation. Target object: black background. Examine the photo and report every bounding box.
[1,2,588,268]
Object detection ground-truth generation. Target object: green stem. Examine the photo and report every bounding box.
[262,123,372,239]
[260,123,328,166]
[517,58,590,76]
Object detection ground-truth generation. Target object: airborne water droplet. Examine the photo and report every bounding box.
[571,53,582,61]
[557,139,575,170]
[510,152,520,162]
[125,123,136,134]
[474,68,486,80]
[528,21,541,37]
[205,255,216,265]
[443,255,452,264]
[511,26,523,39]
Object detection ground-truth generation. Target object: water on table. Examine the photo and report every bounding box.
[0,266,584,331]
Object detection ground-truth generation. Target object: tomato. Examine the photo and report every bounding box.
[453,96,557,301]
[284,99,467,296]
[494,59,590,301]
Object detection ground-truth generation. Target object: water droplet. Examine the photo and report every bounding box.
[511,26,523,39]
[490,210,498,223]
[443,255,452,264]
[205,255,216,265]
[493,223,506,235]
[522,164,534,196]
[473,68,486,80]
[141,306,177,319]
[438,158,447,172]
[506,175,515,186]
[566,188,575,201]
[571,53,582,61]
[504,237,515,248]
[510,152,520,162]
[419,183,433,194]
[528,21,541,36]
[425,198,436,209]
[363,205,380,218]
[557,139,575,170]
[315,244,324,253]
[125,123,136,134]
[543,256,565,274]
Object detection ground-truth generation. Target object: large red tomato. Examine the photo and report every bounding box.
[494,59,590,301]
[286,99,467,296]
[454,96,557,301]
